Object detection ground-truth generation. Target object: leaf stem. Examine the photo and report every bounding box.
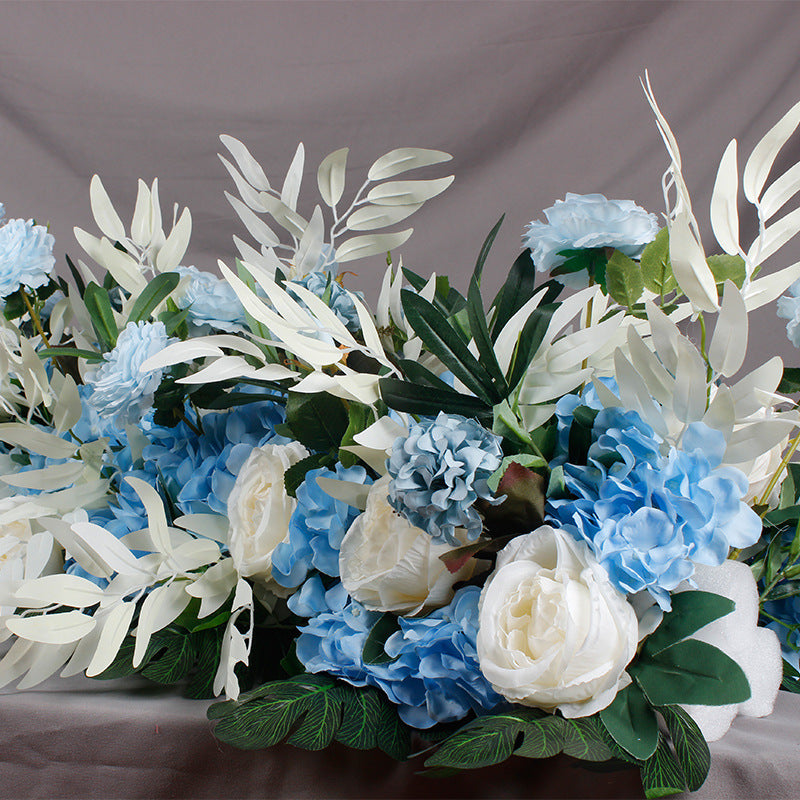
[21,290,51,348]
[757,428,800,509]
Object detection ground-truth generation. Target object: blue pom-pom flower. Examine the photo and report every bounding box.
[0,218,55,297]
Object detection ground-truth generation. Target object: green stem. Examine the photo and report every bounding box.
[21,290,50,347]
[757,428,800,509]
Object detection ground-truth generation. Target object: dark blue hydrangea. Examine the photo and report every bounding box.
[272,463,371,589]
[295,586,501,728]
[287,271,362,333]
[387,412,503,546]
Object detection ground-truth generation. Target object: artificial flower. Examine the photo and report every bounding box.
[174,265,247,332]
[0,217,55,297]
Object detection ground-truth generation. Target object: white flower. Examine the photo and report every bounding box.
[338,476,481,615]
[476,525,639,718]
[227,442,309,586]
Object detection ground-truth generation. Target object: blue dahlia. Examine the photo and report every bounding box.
[0,218,55,297]
[287,271,362,333]
[387,412,503,545]
[173,265,246,332]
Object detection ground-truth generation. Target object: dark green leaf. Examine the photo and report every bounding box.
[379,376,491,421]
[560,716,615,762]
[128,272,180,323]
[2,290,26,320]
[184,628,224,699]
[140,631,195,684]
[491,249,538,340]
[568,405,599,467]
[339,401,374,468]
[402,268,466,317]
[642,591,735,657]
[362,613,401,665]
[658,705,710,791]
[335,687,382,750]
[397,359,455,392]
[506,303,557,392]
[763,580,800,601]
[38,346,104,363]
[641,732,687,798]
[467,276,508,396]
[375,695,412,759]
[707,254,746,289]
[778,367,800,394]
[781,658,800,694]
[511,714,566,760]
[159,306,191,337]
[84,282,118,350]
[285,391,348,452]
[65,252,87,296]
[600,683,659,761]
[632,639,751,706]
[473,216,505,284]
[606,250,645,308]
[283,452,334,498]
[639,228,675,297]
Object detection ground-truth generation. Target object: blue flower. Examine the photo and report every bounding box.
[173,266,246,332]
[0,218,55,297]
[523,193,659,274]
[86,321,169,425]
[295,586,501,728]
[547,409,762,608]
[387,412,503,545]
[777,279,800,348]
[287,272,362,333]
[272,463,370,589]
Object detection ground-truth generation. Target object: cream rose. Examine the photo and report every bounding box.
[338,476,481,615]
[477,525,638,718]
[227,441,309,584]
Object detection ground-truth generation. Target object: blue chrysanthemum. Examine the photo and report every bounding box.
[387,412,503,545]
[86,321,169,424]
[547,408,762,608]
[287,272,362,333]
[777,279,800,348]
[272,463,371,589]
[296,586,501,728]
[173,265,247,332]
[523,193,659,274]
[0,218,55,297]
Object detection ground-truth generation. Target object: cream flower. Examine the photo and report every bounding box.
[338,476,480,615]
[476,525,638,718]
[227,441,309,586]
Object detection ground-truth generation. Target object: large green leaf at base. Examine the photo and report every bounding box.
[600,683,659,761]
[641,732,687,798]
[658,705,710,792]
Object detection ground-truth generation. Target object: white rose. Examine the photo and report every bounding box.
[338,476,481,615]
[227,441,309,585]
[477,525,639,718]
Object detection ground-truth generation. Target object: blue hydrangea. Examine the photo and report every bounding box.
[86,321,169,424]
[296,586,501,728]
[387,412,503,545]
[547,408,762,609]
[287,272,362,333]
[0,218,55,297]
[272,463,371,589]
[777,279,800,348]
[523,193,659,274]
[173,266,247,332]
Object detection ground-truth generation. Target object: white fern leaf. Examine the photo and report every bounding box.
[368,148,452,181]
[710,139,741,256]
[89,175,127,242]
[219,135,271,191]
[85,601,137,677]
[218,155,269,212]
[317,147,348,208]
[281,142,305,211]
[708,281,748,377]
[132,581,192,668]
[225,192,280,248]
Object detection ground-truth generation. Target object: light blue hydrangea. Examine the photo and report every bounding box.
[387,412,503,545]
[777,279,800,348]
[287,272,362,333]
[173,266,247,332]
[295,586,501,728]
[272,463,371,589]
[547,408,762,609]
[86,321,169,424]
[0,218,55,297]
[523,193,659,274]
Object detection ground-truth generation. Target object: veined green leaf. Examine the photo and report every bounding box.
[641,732,687,799]
[84,282,118,350]
[606,250,645,308]
[285,392,348,452]
[639,228,676,297]
[379,377,491,421]
[128,272,180,323]
[599,683,659,761]
[658,705,710,792]
[707,254,746,289]
[38,347,104,363]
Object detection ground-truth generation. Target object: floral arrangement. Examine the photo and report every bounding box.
[2,76,800,797]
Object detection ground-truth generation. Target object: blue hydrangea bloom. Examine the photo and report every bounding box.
[387,412,503,545]
[287,575,349,617]
[0,218,55,297]
[173,265,247,332]
[777,279,800,348]
[86,321,169,424]
[296,586,501,728]
[547,409,762,608]
[287,272,362,333]
[272,463,371,589]
[523,193,659,274]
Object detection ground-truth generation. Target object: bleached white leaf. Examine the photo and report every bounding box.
[60,617,102,677]
[97,237,147,294]
[351,293,393,369]
[285,282,357,345]
[743,261,800,312]
[335,229,413,263]
[709,281,748,377]
[614,350,669,436]
[17,642,76,689]
[729,356,784,418]
[493,290,549,375]
[591,377,622,409]
[1,461,84,491]
[24,531,56,581]
[69,521,150,578]
[131,179,153,248]
[73,227,105,266]
[646,301,681,374]
[132,581,192,667]
[760,160,800,221]
[85,601,136,677]
[149,179,164,247]
[368,147,452,181]
[626,327,674,406]
[0,423,77,458]
[710,139,740,256]
[125,476,171,556]
[281,142,305,211]
[704,385,736,440]
[185,559,237,618]
[218,155,268,212]
[317,147,348,207]
[13,574,104,609]
[0,638,35,689]
[346,202,423,232]
[260,193,307,238]
[743,98,800,203]
[315,477,371,511]
[367,176,454,206]
[233,237,283,277]
[641,73,683,171]
[725,420,797,464]
[338,445,389,475]
[294,205,325,274]
[52,374,81,434]
[748,206,800,266]
[89,175,127,242]
[225,192,279,248]
[673,339,708,424]
[155,207,191,271]
[220,135,271,191]
[174,513,229,544]
[166,538,221,574]
[669,211,718,312]
[7,610,95,645]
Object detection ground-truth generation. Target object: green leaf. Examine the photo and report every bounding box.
[127,272,180,323]
[362,613,401,665]
[473,216,505,284]
[337,401,375,469]
[658,705,710,792]
[568,405,599,467]
[600,683,659,761]
[511,715,567,760]
[467,273,508,397]
[505,303,557,392]
[631,639,751,706]
[65,252,87,296]
[379,376,491,421]
[606,250,645,308]
[2,290,26,320]
[491,249,538,340]
[642,591,735,657]
[778,367,800,394]
[401,290,499,403]
[334,687,383,750]
[401,268,466,317]
[158,306,191,338]
[707,254,746,289]
[641,732,687,798]
[283,452,335,498]
[140,630,196,684]
[639,228,676,297]
[285,392,348,452]
[559,716,615,762]
[487,454,548,493]
[84,282,119,350]
[38,346,104,363]
[781,658,800,694]
[398,359,455,392]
